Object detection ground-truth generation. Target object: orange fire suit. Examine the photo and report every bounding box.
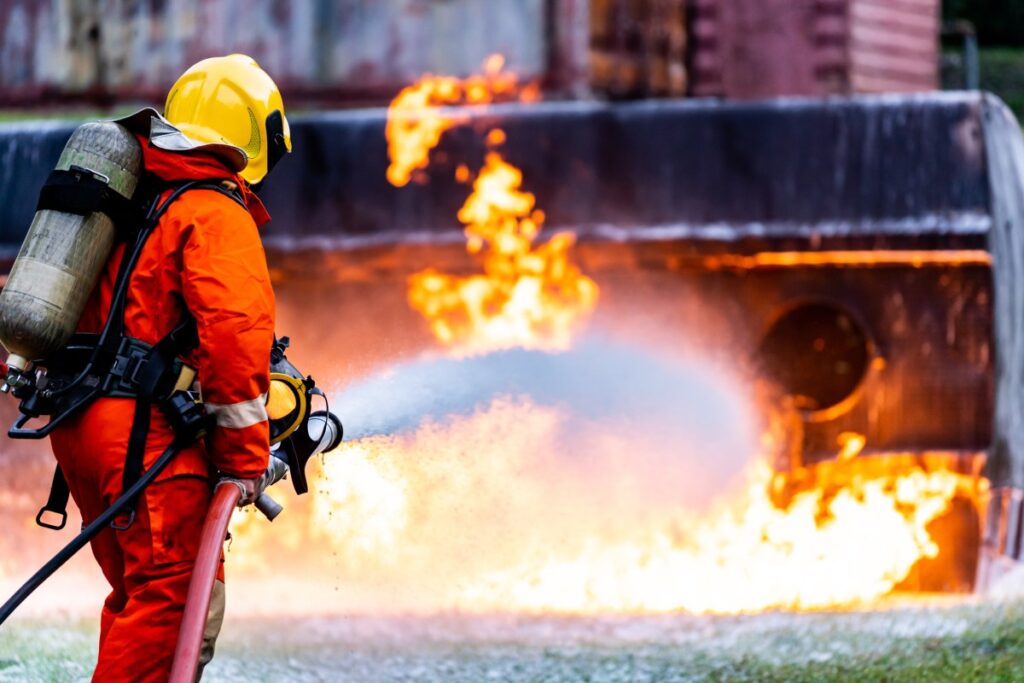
[48,136,275,681]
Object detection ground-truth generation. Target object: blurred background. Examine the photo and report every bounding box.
[0,0,1016,114]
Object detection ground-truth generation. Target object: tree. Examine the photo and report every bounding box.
[944,0,1024,47]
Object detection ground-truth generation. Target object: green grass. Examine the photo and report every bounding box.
[4,599,1024,682]
[0,107,143,124]
[0,618,96,682]
[722,616,1024,681]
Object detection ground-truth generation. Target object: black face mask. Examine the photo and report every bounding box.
[266,110,289,174]
[266,337,344,495]
[249,110,288,195]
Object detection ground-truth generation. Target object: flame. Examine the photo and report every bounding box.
[230,398,981,615]
[385,54,518,187]
[837,432,867,461]
[408,153,598,354]
[389,57,599,354]
[456,463,970,613]
[224,60,986,617]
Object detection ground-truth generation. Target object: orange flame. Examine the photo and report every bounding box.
[390,57,598,354]
[408,153,598,354]
[385,54,518,187]
[228,400,981,615]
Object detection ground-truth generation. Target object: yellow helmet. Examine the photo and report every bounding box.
[164,54,291,184]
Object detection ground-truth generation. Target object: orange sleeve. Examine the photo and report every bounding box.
[179,190,275,479]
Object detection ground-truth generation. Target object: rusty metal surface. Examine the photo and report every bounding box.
[1,0,942,105]
[589,0,688,98]
[0,0,570,106]
[687,0,938,98]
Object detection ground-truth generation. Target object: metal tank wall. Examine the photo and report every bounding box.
[0,93,1002,450]
[689,0,940,98]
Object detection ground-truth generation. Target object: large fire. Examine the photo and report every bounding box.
[331,439,974,614]
[225,58,985,616]
[229,395,982,615]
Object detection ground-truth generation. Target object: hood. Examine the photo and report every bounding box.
[115,108,270,227]
[115,107,248,171]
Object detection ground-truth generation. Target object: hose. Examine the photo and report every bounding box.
[0,441,182,627]
[168,482,240,683]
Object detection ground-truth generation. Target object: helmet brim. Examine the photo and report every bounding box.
[112,108,249,174]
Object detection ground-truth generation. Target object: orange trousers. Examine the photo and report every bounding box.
[50,398,220,682]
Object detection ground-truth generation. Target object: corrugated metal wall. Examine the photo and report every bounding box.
[685,0,937,99]
[0,0,938,106]
[849,0,939,93]
[0,0,582,105]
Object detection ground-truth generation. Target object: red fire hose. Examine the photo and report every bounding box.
[168,482,241,683]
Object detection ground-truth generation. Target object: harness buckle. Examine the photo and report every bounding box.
[110,508,136,531]
[124,355,146,387]
[35,506,67,531]
[109,341,150,394]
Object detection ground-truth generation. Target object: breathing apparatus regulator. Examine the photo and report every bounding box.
[256,336,344,519]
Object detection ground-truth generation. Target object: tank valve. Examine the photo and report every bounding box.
[3,367,33,394]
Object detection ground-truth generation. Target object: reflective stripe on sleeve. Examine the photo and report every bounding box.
[204,394,268,429]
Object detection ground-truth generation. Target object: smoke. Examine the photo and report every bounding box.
[328,335,759,511]
[334,335,755,442]
[227,336,764,613]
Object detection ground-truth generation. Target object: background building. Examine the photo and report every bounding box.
[0,0,943,107]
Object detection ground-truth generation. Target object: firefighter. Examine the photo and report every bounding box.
[47,54,290,680]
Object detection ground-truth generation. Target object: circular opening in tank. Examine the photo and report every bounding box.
[756,301,872,414]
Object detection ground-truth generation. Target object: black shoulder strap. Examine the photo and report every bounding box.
[35,466,70,531]
[194,181,247,210]
[97,179,229,356]
[36,180,223,532]
[35,168,143,236]
[114,314,200,530]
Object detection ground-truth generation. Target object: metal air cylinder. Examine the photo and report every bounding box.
[0,122,142,373]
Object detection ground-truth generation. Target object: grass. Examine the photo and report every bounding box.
[4,598,1024,682]
[0,106,143,124]
[0,618,96,682]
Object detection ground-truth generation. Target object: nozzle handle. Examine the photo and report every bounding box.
[254,493,283,521]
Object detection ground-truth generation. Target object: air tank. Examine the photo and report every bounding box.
[0,122,142,374]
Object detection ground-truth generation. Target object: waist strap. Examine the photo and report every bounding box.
[36,317,200,531]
